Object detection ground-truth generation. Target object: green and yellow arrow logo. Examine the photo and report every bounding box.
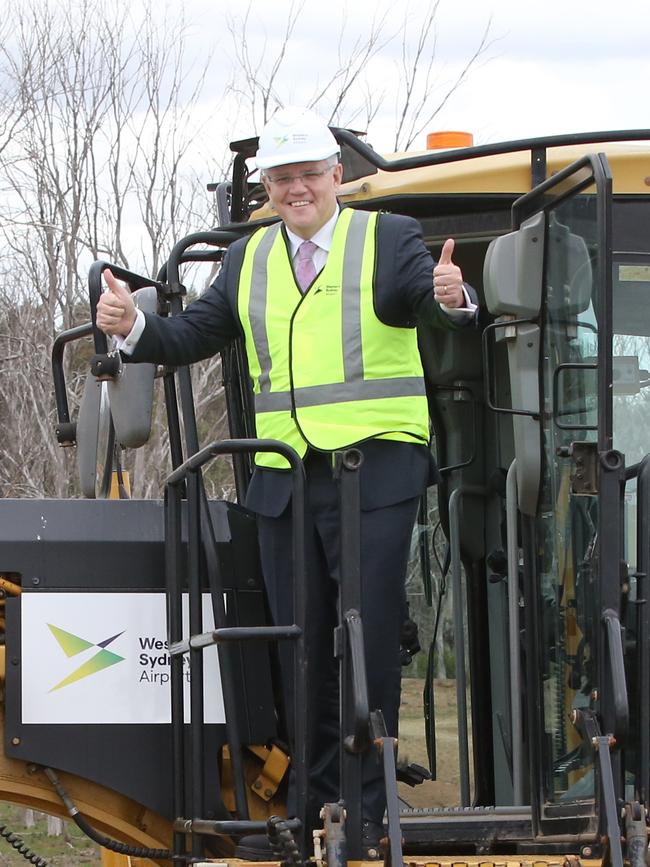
[47,624,125,692]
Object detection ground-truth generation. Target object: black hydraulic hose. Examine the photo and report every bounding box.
[0,825,49,866]
[43,767,178,862]
[266,815,302,865]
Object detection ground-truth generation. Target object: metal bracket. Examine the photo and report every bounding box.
[90,351,121,381]
[250,743,291,802]
[158,281,186,298]
[319,802,346,867]
[557,441,599,495]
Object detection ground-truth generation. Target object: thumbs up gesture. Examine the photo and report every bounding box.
[96,269,137,337]
[433,238,465,308]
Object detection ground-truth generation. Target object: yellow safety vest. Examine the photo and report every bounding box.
[237,208,430,469]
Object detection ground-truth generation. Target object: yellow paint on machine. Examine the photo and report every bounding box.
[250,139,650,226]
[97,856,603,867]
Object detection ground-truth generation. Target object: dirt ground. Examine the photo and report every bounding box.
[398,677,467,809]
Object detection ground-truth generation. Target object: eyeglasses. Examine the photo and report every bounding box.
[263,165,335,188]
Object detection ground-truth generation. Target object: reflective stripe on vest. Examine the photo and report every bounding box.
[237,209,430,469]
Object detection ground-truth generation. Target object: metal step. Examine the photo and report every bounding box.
[399,805,534,847]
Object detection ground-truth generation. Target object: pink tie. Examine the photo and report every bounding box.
[295,240,318,292]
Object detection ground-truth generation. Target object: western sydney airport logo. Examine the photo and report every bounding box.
[47,624,189,692]
[47,624,125,692]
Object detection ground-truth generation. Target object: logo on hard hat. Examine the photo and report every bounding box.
[273,135,289,148]
[47,623,125,691]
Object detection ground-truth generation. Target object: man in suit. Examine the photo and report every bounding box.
[96,106,476,858]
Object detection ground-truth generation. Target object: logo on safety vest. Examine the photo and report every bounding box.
[47,623,125,692]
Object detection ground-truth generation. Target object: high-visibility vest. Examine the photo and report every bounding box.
[237,208,430,469]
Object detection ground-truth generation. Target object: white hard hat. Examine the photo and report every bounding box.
[256,106,340,170]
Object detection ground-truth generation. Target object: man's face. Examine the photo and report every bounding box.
[261,159,343,239]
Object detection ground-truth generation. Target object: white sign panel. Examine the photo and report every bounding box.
[21,592,225,725]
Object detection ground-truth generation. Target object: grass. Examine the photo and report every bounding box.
[0,805,100,866]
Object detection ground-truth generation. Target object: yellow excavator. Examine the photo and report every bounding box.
[2,126,650,867]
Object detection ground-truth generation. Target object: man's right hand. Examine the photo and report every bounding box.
[96,270,137,337]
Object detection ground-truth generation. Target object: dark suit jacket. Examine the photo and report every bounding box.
[131,212,476,516]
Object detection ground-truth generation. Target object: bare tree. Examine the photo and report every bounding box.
[224,0,393,135]
[129,4,214,276]
[225,0,306,131]
[393,3,494,150]
[224,0,493,146]
[0,0,221,499]
[1,0,494,503]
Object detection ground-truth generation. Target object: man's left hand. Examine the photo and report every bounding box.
[433,238,465,308]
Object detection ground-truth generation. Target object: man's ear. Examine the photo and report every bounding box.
[261,175,278,212]
[333,162,344,189]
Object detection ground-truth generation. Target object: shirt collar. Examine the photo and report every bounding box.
[285,206,340,258]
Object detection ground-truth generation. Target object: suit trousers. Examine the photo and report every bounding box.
[256,450,419,827]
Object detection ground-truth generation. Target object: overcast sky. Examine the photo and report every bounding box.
[432,0,649,145]
[174,0,649,153]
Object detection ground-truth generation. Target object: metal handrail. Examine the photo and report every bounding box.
[506,460,524,805]
[342,610,371,754]
[164,438,309,859]
[601,608,630,741]
[481,318,541,419]
[335,128,650,172]
[448,484,489,806]
[51,322,93,442]
[634,455,650,802]
[231,127,650,174]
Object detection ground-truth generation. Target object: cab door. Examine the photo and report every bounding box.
[485,153,624,841]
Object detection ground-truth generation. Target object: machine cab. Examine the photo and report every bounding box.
[3,130,650,866]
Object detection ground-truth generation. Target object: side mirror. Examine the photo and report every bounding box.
[483,212,544,318]
[107,286,158,449]
[546,215,593,315]
[483,214,545,516]
[76,286,158,498]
